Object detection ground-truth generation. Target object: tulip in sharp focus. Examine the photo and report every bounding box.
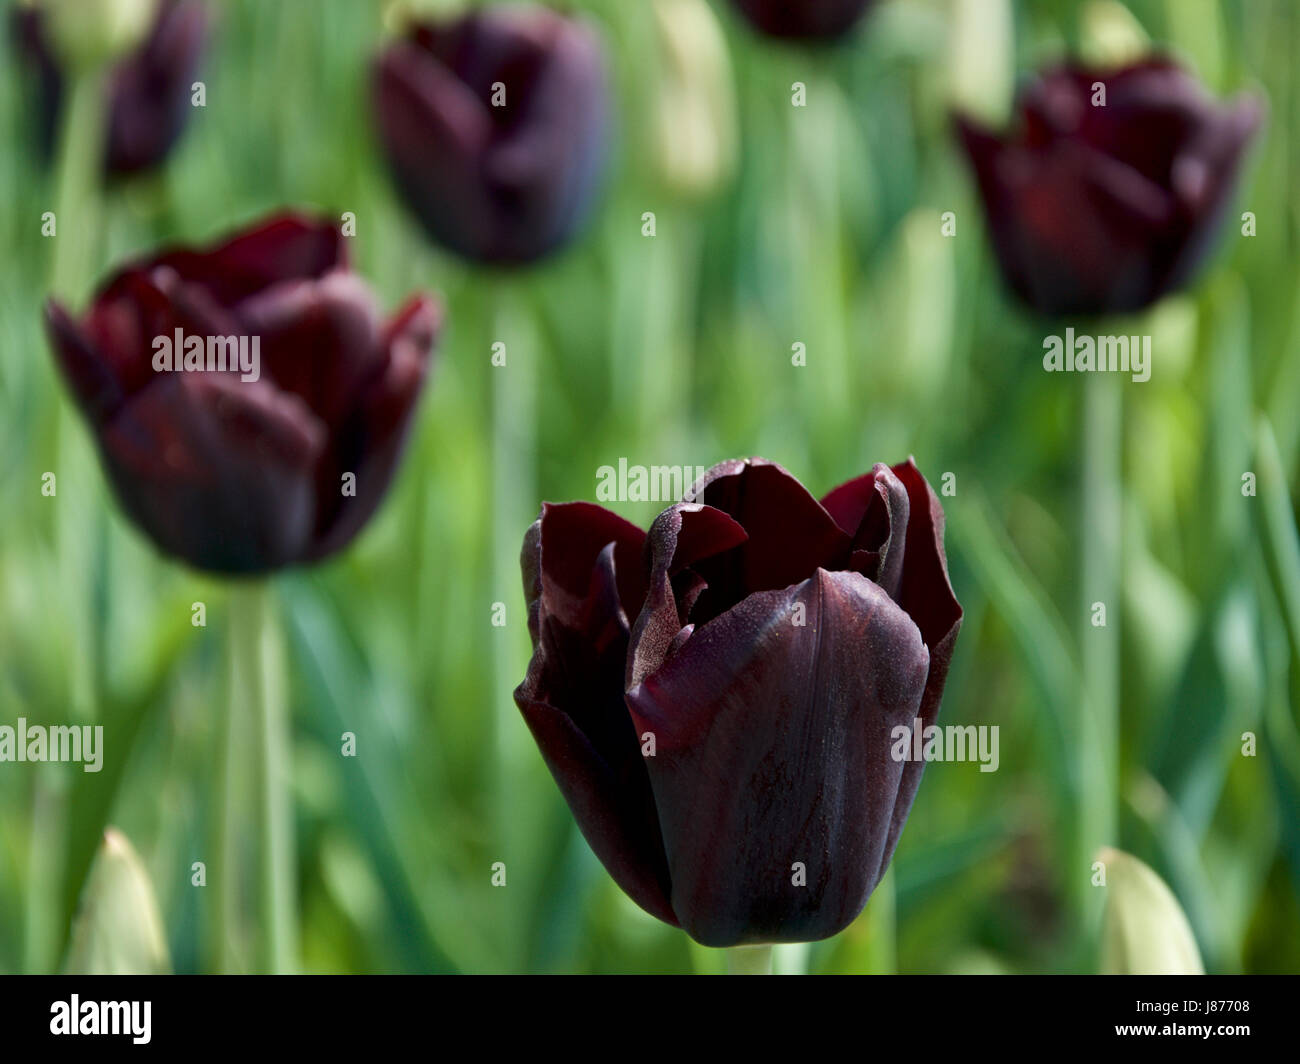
[729,0,874,41]
[45,213,440,574]
[515,458,962,946]
[371,5,609,265]
[11,0,209,176]
[956,58,1262,316]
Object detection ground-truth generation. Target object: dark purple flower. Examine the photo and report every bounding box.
[11,0,209,176]
[45,213,440,574]
[515,458,962,946]
[729,0,874,40]
[956,57,1262,316]
[371,5,609,265]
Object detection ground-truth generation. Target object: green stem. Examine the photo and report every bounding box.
[1079,371,1121,933]
[30,62,106,978]
[214,628,239,973]
[225,582,297,974]
[50,70,105,302]
[491,279,537,967]
[725,945,775,975]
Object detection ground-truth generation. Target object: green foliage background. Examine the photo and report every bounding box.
[0,0,1298,973]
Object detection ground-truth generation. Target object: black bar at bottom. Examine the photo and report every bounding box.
[0,974,1291,1052]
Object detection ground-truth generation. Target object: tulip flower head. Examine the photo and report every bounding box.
[372,5,610,265]
[515,458,961,946]
[11,0,210,176]
[729,0,875,41]
[956,58,1262,316]
[45,214,440,575]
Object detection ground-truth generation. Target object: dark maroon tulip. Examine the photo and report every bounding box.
[45,213,440,574]
[956,58,1262,316]
[11,0,209,176]
[729,0,874,40]
[371,5,609,265]
[515,458,962,946]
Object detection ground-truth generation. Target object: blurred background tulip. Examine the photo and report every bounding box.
[728,0,874,41]
[955,56,1262,316]
[64,829,171,975]
[11,0,209,176]
[1099,847,1204,974]
[45,213,441,574]
[649,0,737,198]
[371,4,609,264]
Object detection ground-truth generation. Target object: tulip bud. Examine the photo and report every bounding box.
[1079,0,1151,68]
[11,0,210,176]
[1098,847,1204,975]
[947,0,1013,127]
[650,0,737,197]
[371,5,611,265]
[28,0,158,71]
[65,829,171,975]
[955,56,1261,315]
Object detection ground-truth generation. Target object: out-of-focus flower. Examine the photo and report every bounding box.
[515,458,962,946]
[1098,847,1204,974]
[65,829,170,975]
[728,0,874,41]
[956,58,1262,316]
[650,0,737,197]
[371,5,609,265]
[45,213,440,574]
[11,0,209,176]
[25,0,157,70]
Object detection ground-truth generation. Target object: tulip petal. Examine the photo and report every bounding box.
[306,292,440,559]
[681,458,852,624]
[820,462,911,597]
[105,0,208,175]
[879,459,962,867]
[515,503,677,923]
[627,503,749,688]
[371,39,497,260]
[98,372,325,573]
[627,568,929,946]
[235,271,386,431]
[45,301,129,427]
[481,17,609,262]
[149,214,347,307]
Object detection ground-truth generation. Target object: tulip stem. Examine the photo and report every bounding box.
[50,70,105,303]
[1079,370,1121,929]
[490,280,537,965]
[224,582,297,974]
[725,945,775,975]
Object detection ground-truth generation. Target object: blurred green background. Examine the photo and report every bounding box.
[1,0,1298,974]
